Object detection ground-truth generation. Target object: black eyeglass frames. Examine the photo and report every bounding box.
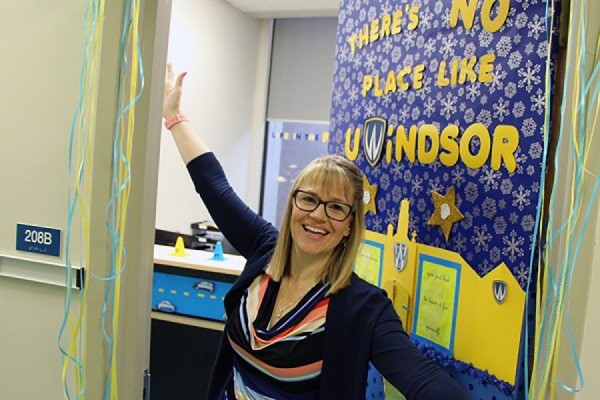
[293,190,354,222]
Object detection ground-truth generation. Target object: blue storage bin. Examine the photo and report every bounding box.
[152,264,237,322]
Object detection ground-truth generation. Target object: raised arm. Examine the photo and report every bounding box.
[163,63,209,163]
[162,64,278,258]
[371,301,468,399]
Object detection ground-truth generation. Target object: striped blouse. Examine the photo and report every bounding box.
[225,273,330,399]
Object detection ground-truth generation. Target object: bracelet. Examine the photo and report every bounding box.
[164,113,188,130]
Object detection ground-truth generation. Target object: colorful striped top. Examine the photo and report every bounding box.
[225,273,330,399]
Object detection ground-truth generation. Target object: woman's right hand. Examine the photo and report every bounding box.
[163,63,187,118]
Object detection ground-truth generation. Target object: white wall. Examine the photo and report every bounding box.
[155,0,272,234]
[0,2,84,398]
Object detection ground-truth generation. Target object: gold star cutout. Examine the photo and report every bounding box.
[427,186,464,242]
[362,176,378,215]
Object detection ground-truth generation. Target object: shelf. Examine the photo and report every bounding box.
[154,245,244,276]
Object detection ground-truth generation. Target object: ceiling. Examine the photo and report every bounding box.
[224,0,340,18]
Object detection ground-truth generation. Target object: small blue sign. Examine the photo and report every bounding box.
[16,224,61,257]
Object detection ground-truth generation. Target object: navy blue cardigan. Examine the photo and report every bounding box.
[187,153,467,400]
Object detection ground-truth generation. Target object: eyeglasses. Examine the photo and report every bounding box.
[293,190,354,222]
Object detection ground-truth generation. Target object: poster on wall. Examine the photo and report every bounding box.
[328,0,559,397]
[262,120,330,227]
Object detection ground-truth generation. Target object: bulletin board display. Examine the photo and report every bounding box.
[328,0,559,397]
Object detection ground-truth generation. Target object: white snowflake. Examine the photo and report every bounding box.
[367,6,377,20]
[391,47,403,64]
[391,185,402,202]
[411,107,421,120]
[429,177,443,192]
[381,59,390,73]
[503,230,525,263]
[529,142,543,159]
[505,82,517,98]
[364,53,377,71]
[352,53,363,68]
[477,109,492,127]
[496,36,512,57]
[424,38,437,57]
[524,42,535,55]
[399,104,410,121]
[384,208,398,227]
[515,12,529,29]
[464,42,477,58]
[378,196,387,212]
[490,64,507,93]
[454,233,467,253]
[440,92,457,119]
[494,216,507,235]
[391,163,402,179]
[515,263,528,287]
[479,30,493,47]
[372,216,383,231]
[424,98,436,117]
[493,98,511,121]
[508,51,522,69]
[465,182,479,203]
[537,41,549,59]
[521,215,535,232]
[500,179,513,195]
[518,60,542,92]
[531,88,546,114]
[490,246,502,263]
[464,108,475,123]
[440,34,458,58]
[522,118,537,137]
[333,88,343,105]
[380,3,392,15]
[528,14,545,40]
[480,167,501,191]
[513,101,526,118]
[364,102,376,117]
[472,225,492,252]
[348,86,359,102]
[512,185,531,211]
[481,197,497,219]
[481,259,495,275]
[465,83,481,101]
[452,166,466,186]
[403,30,417,47]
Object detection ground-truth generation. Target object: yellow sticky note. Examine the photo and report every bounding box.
[355,240,383,286]
[413,256,460,351]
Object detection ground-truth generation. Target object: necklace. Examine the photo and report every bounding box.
[274,280,314,319]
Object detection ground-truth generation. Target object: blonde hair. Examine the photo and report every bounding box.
[266,155,365,295]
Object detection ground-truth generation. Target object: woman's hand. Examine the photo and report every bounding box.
[163,63,187,118]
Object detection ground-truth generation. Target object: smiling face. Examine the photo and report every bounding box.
[289,178,354,262]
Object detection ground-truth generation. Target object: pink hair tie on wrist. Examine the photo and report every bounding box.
[164,113,188,130]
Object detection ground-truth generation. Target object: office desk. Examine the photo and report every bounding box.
[150,245,244,400]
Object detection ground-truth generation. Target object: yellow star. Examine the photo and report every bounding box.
[362,176,378,215]
[427,186,464,242]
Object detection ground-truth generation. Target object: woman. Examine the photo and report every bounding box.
[163,64,467,400]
